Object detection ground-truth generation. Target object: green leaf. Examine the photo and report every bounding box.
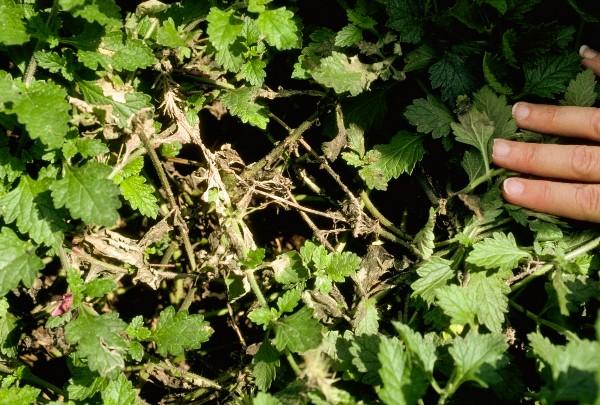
[376,336,428,405]
[126,316,151,341]
[277,288,301,314]
[78,32,156,72]
[152,306,213,357]
[382,0,426,43]
[361,132,425,190]
[394,322,437,375]
[327,251,361,282]
[468,272,509,332]
[273,307,322,353]
[118,175,159,219]
[239,59,267,86]
[449,331,508,388]
[561,69,597,107]
[252,341,280,391]
[413,207,436,259]
[523,53,581,98]
[78,80,152,128]
[84,278,116,298]
[311,51,378,96]
[156,18,186,48]
[481,0,507,14]
[404,44,436,72]
[10,81,70,149]
[206,8,243,51]
[249,307,278,329]
[0,227,44,296]
[435,285,476,327]
[473,86,517,139]
[64,310,128,376]
[482,52,513,95]
[466,232,530,273]
[430,53,476,102]
[411,257,454,305]
[248,0,272,13]
[451,108,494,166]
[0,175,65,247]
[461,150,485,183]
[254,392,282,405]
[404,96,454,138]
[529,332,600,403]
[62,137,109,160]
[0,299,18,357]
[353,298,379,335]
[59,0,121,28]
[220,87,269,129]
[51,162,121,227]
[0,383,40,404]
[100,373,137,405]
[335,24,363,47]
[256,7,300,50]
[0,0,29,45]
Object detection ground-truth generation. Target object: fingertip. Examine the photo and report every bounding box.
[512,102,531,122]
[503,178,525,197]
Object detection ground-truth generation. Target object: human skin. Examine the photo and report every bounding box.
[492,45,600,222]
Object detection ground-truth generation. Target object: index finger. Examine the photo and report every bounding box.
[512,102,600,141]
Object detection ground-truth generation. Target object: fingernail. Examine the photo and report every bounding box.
[493,139,510,158]
[504,178,524,196]
[579,45,598,59]
[512,102,530,121]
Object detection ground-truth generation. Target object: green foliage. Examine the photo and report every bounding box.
[0,0,598,403]
[152,306,213,357]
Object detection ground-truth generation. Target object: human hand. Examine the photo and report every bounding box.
[492,45,600,222]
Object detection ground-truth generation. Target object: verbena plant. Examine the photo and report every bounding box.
[0,0,599,403]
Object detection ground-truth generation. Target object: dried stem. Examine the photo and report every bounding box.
[252,189,343,222]
[137,127,197,271]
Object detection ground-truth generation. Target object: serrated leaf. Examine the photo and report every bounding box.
[248,307,278,329]
[311,51,378,96]
[361,132,425,190]
[411,257,454,305]
[523,53,580,98]
[335,24,363,47]
[0,299,18,357]
[239,59,267,86]
[404,96,454,138]
[64,310,128,376]
[277,288,301,314]
[10,80,70,149]
[252,341,280,391]
[0,175,65,247]
[84,278,116,298]
[78,32,156,72]
[152,306,213,357]
[0,384,40,404]
[206,8,243,51]
[256,7,299,50]
[327,251,361,282]
[435,285,476,326]
[220,87,269,129]
[59,0,121,28]
[273,307,322,353]
[62,137,109,160]
[0,227,44,296]
[376,336,428,405]
[413,207,436,259]
[468,272,509,332]
[126,316,151,341]
[156,18,186,48]
[51,162,121,227]
[101,373,137,405]
[353,298,379,335]
[0,0,29,45]
[449,331,508,388]
[382,0,426,43]
[36,50,77,81]
[118,175,159,219]
[529,331,600,403]
[483,52,513,95]
[461,150,485,183]
[404,44,436,72]
[452,108,494,155]
[466,232,530,273]
[394,322,437,375]
[473,86,517,138]
[78,80,152,128]
[430,53,476,102]
[561,69,597,107]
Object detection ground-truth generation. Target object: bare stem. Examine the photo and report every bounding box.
[24,0,59,86]
[359,191,412,241]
